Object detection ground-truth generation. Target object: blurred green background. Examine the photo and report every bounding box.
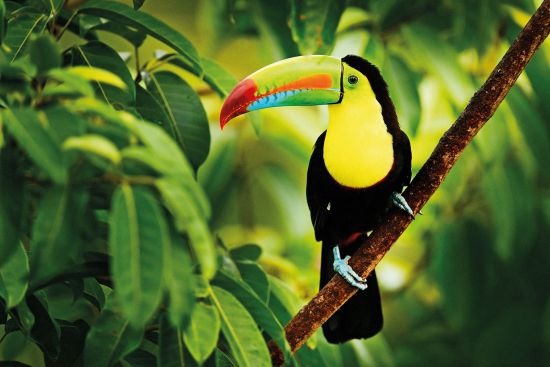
[128,0,549,366]
[3,0,549,366]
[114,0,550,366]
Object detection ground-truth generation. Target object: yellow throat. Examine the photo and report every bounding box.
[323,74,394,188]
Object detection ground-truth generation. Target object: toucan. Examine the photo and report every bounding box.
[220,55,413,343]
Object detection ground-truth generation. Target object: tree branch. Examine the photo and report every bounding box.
[270,0,550,364]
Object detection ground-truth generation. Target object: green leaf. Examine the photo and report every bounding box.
[183,302,220,364]
[63,134,121,165]
[212,271,291,361]
[27,294,61,360]
[289,0,345,54]
[30,185,87,284]
[0,0,6,44]
[71,41,134,106]
[229,244,262,262]
[432,219,495,330]
[14,297,35,333]
[109,184,165,328]
[209,286,271,367]
[163,229,195,329]
[235,261,270,303]
[1,331,27,361]
[402,24,474,105]
[69,66,127,90]
[0,142,24,265]
[133,0,145,10]
[483,161,535,261]
[158,312,186,367]
[124,348,157,367]
[117,113,200,184]
[525,50,550,118]
[4,11,47,61]
[156,178,216,280]
[90,107,207,217]
[294,339,329,367]
[86,20,146,47]
[45,68,95,98]
[507,88,550,179]
[45,319,89,367]
[214,349,238,367]
[0,361,32,367]
[135,84,171,127]
[2,108,66,184]
[212,348,237,367]
[197,138,238,221]
[162,54,238,97]
[267,276,299,325]
[200,57,239,97]
[83,293,143,367]
[452,0,499,54]
[145,71,210,169]
[252,0,300,58]
[42,106,87,143]
[29,34,60,74]
[373,0,433,34]
[83,277,105,311]
[383,53,421,136]
[0,242,29,308]
[78,0,201,71]
[474,301,538,367]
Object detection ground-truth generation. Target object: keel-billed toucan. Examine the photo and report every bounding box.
[220,55,413,343]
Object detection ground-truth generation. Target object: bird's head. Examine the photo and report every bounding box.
[220,55,394,129]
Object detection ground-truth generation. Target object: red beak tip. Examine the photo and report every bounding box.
[219,112,232,130]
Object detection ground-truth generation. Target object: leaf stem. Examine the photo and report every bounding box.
[56,10,78,41]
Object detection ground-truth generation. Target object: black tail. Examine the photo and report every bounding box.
[320,240,383,343]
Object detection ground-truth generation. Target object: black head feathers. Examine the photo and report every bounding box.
[342,55,400,133]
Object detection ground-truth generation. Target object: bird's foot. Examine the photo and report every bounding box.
[391,191,415,218]
[332,246,368,290]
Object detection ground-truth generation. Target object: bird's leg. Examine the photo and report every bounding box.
[332,246,368,290]
[391,191,414,218]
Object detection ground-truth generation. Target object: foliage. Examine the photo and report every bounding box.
[0,0,548,367]
[0,0,290,366]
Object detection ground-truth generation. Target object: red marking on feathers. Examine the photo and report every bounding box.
[342,232,363,246]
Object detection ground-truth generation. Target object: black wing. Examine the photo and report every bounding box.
[306,132,329,241]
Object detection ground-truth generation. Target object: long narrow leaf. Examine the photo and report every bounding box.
[210,286,271,367]
[29,186,87,284]
[289,0,345,54]
[78,0,201,71]
[156,178,216,280]
[183,302,220,364]
[164,230,195,329]
[2,108,66,184]
[0,143,24,265]
[145,71,210,169]
[213,271,291,360]
[158,313,186,367]
[109,184,164,328]
[83,294,143,367]
[0,242,28,308]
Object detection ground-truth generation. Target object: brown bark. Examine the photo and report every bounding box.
[271,0,550,364]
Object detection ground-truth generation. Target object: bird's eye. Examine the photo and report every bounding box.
[347,75,358,85]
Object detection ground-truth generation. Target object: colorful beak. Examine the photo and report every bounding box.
[220,55,343,128]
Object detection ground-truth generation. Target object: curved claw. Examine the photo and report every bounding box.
[332,246,368,291]
[391,191,415,218]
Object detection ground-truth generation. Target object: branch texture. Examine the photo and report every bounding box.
[272,0,550,363]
